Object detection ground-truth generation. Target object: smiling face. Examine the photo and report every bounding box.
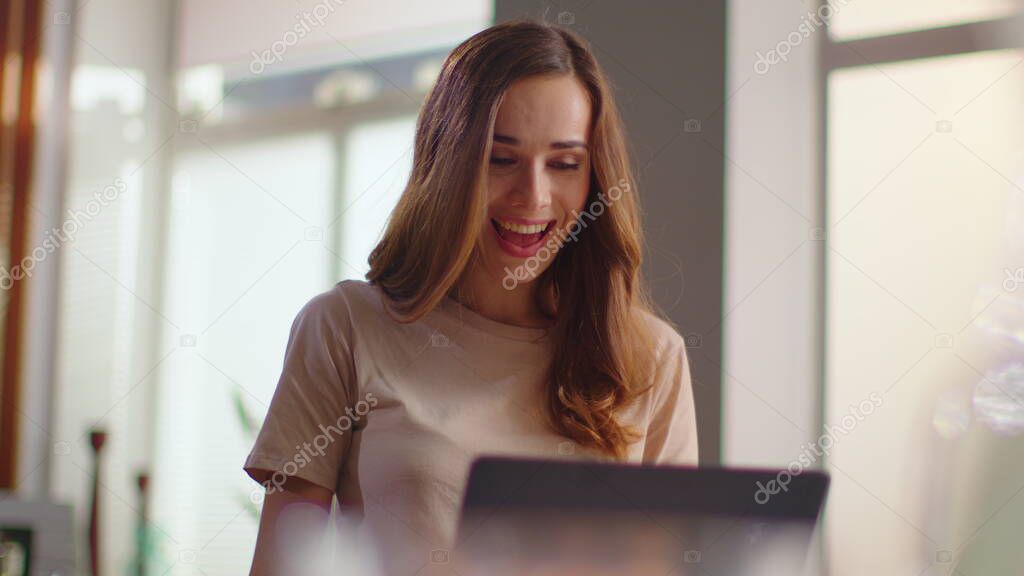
[478,73,593,287]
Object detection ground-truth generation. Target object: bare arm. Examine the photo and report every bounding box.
[249,475,333,576]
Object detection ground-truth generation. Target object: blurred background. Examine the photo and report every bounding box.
[1,0,1023,574]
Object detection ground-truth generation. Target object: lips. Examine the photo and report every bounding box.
[491,218,555,258]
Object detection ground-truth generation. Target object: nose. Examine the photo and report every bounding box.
[508,158,552,210]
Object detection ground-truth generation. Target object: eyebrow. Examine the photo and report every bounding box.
[493,133,588,150]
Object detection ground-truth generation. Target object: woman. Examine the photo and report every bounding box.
[244,19,698,575]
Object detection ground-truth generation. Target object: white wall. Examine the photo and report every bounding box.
[45,1,178,575]
[20,0,75,500]
[179,0,491,78]
[724,3,824,572]
[724,1,822,466]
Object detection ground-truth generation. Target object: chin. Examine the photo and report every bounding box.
[482,251,547,291]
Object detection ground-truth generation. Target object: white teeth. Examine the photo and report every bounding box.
[494,219,548,234]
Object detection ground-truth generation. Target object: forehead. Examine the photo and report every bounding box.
[493,74,592,144]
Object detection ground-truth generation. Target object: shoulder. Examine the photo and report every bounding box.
[634,307,688,366]
[334,278,379,300]
[299,279,382,313]
[291,279,382,339]
[631,307,693,410]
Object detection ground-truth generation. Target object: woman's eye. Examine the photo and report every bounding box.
[489,157,580,170]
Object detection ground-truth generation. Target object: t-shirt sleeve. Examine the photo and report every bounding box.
[243,286,357,493]
[642,333,699,466]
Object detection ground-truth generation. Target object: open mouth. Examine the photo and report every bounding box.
[491,216,557,254]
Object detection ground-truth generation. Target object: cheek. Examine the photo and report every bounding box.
[565,178,590,214]
[485,175,510,206]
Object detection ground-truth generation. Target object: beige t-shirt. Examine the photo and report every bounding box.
[244,279,698,574]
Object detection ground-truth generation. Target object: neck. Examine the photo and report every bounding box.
[452,262,552,329]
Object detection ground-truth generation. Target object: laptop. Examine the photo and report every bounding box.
[452,456,830,575]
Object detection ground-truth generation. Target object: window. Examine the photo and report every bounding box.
[338,116,418,280]
[154,133,335,573]
[827,0,1019,40]
[145,3,490,572]
[824,13,1024,576]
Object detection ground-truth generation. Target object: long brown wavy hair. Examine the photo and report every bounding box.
[367,19,665,461]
